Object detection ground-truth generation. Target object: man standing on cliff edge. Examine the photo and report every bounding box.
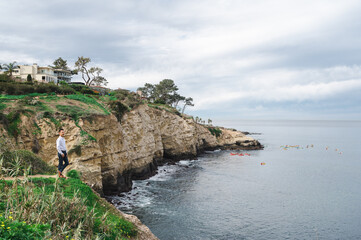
[56,128,69,178]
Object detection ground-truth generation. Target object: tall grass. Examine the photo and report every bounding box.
[0,172,137,239]
[0,138,56,176]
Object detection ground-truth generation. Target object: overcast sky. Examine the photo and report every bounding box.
[1,0,361,120]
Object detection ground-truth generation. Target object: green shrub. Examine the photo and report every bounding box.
[0,109,38,140]
[69,84,83,92]
[80,88,96,95]
[56,105,86,120]
[42,111,61,129]
[14,84,34,95]
[0,74,12,82]
[14,150,56,175]
[4,84,15,95]
[5,111,21,139]
[154,99,166,104]
[66,169,81,179]
[113,89,130,101]
[68,145,82,156]
[0,215,49,240]
[58,85,76,95]
[0,81,77,95]
[208,127,222,138]
[59,80,68,86]
[27,74,32,82]
[0,102,6,111]
[0,148,56,176]
[109,100,128,122]
[34,83,50,93]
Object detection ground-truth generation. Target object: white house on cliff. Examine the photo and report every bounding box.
[12,63,72,83]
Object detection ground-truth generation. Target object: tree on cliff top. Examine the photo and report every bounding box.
[181,97,194,114]
[137,83,156,101]
[74,56,108,86]
[154,79,179,104]
[3,61,18,77]
[52,57,69,70]
[137,79,186,106]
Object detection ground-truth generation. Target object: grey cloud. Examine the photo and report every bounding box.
[1,0,361,120]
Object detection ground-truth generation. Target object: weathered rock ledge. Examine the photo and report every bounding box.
[4,104,262,195]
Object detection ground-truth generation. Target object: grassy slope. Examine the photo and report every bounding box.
[0,92,183,239]
[0,94,140,239]
[0,94,111,148]
[0,171,137,239]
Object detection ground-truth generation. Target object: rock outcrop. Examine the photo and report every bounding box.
[3,104,262,195]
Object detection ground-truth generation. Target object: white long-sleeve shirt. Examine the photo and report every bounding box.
[56,136,67,154]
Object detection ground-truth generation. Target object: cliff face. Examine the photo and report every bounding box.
[4,104,261,195]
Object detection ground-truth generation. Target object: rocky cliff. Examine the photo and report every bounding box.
[2,104,262,195]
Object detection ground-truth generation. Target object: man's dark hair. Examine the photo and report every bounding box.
[59,128,64,133]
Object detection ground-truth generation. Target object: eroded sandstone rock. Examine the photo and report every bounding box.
[5,104,262,195]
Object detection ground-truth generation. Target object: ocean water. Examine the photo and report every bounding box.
[109,120,361,240]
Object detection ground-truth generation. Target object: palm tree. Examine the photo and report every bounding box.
[3,61,18,76]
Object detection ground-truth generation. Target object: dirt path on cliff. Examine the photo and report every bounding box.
[2,174,58,180]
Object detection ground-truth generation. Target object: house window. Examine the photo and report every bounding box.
[42,76,45,80]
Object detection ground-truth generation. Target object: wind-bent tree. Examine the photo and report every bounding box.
[171,93,186,108]
[3,61,18,77]
[181,97,194,114]
[138,79,188,107]
[154,79,179,104]
[137,83,156,101]
[52,57,69,70]
[74,57,108,86]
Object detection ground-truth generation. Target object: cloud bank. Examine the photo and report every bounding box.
[1,0,361,119]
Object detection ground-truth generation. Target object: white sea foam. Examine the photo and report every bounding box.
[111,161,198,211]
[149,164,181,181]
[108,181,153,211]
[177,160,191,166]
[205,148,221,153]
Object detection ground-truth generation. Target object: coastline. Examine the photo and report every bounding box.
[0,97,262,239]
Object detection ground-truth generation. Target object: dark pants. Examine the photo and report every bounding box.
[58,150,69,173]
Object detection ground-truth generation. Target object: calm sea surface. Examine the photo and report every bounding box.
[109,120,361,240]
